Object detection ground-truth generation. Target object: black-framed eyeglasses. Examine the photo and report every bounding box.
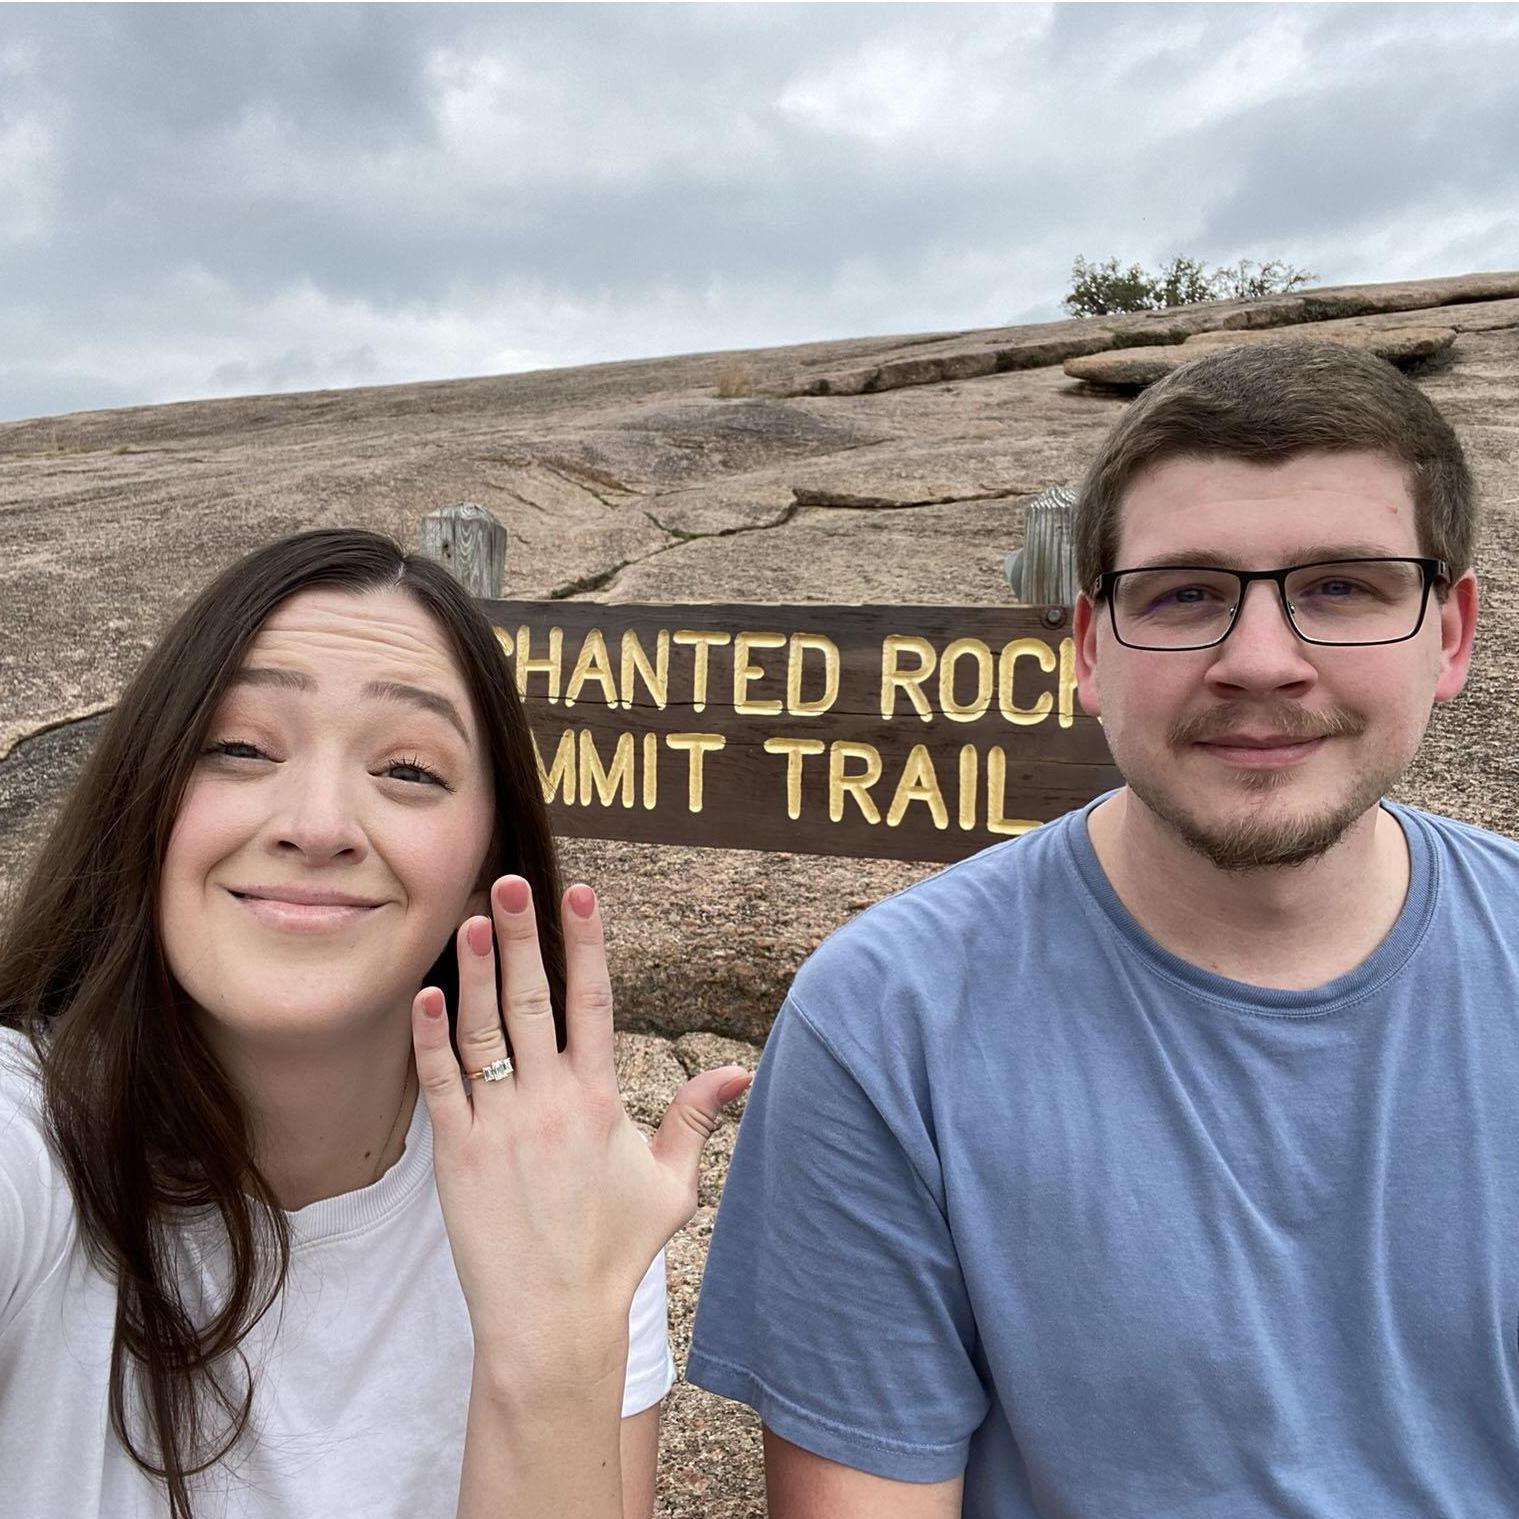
[1095,557,1449,651]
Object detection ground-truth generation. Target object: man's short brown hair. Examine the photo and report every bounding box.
[1073,342,1476,594]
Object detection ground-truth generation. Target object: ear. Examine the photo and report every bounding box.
[1433,570,1478,703]
[1073,592,1103,718]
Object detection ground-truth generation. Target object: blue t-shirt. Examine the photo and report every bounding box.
[688,799,1519,1516]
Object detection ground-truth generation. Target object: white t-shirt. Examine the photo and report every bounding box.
[0,1028,675,1517]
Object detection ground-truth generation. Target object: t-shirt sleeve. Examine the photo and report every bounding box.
[621,1246,675,1417]
[686,995,988,1483]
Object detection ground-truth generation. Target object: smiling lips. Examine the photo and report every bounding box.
[1171,702,1364,769]
[1195,733,1329,768]
[228,886,384,932]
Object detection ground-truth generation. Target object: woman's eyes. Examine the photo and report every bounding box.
[206,739,269,762]
[203,739,449,789]
[385,756,449,788]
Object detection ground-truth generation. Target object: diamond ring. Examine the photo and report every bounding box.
[468,1057,514,1083]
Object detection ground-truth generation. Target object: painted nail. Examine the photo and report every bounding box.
[495,876,531,915]
[466,917,493,957]
[421,989,446,1020]
[718,1071,753,1103]
[568,883,596,919]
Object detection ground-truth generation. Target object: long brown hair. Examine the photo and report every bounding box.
[0,529,566,1515]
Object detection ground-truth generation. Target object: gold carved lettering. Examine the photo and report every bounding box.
[621,629,670,710]
[985,747,1040,836]
[958,745,978,830]
[764,736,825,820]
[532,728,577,806]
[642,732,658,810]
[515,625,564,702]
[672,630,731,714]
[939,637,994,723]
[665,732,726,813]
[786,633,840,717]
[578,730,635,807]
[733,631,787,716]
[886,744,948,829]
[829,741,883,824]
[565,629,619,711]
[997,638,1055,726]
[880,635,936,722]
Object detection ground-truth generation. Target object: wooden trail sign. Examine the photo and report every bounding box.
[484,599,1119,865]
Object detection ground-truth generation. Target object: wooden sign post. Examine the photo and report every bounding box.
[423,499,1118,865]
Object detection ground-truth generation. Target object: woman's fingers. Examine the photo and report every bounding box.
[412,987,470,1142]
[648,1066,753,1199]
[562,884,618,1086]
[452,913,512,1080]
[492,875,560,1083]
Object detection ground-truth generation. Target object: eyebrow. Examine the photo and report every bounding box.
[1122,543,1411,572]
[228,667,471,742]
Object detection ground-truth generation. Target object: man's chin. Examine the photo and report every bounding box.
[1126,776,1380,873]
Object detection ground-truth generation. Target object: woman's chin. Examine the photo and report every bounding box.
[189,979,415,1055]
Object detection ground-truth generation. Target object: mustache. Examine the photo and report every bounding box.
[1169,701,1367,747]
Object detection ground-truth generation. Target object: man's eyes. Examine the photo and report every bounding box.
[1161,584,1227,602]
[1296,577,1369,599]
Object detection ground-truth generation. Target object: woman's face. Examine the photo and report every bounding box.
[159,586,496,1054]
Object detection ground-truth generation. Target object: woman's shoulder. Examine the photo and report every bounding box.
[0,1024,47,1140]
[1,1026,78,1321]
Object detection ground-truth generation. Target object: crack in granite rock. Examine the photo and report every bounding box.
[789,484,1040,510]
[0,707,112,767]
[549,499,804,600]
[550,481,1047,600]
[535,458,647,508]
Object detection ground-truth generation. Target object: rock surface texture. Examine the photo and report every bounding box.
[3,272,1519,1515]
[1063,323,1457,389]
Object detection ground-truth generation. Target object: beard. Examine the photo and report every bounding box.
[1117,699,1409,873]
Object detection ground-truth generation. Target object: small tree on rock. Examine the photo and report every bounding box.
[1062,255,1317,317]
[1064,257,1159,318]
[1210,258,1318,301]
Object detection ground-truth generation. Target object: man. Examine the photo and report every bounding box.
[687,342,1519,1516]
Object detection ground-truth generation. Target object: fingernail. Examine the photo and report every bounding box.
[718,1072,753,1103]
[495,876,530,914]
[466,917,493,957]
[568,883,596,919]
[420,989,446,1020]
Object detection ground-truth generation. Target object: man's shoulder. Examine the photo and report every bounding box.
[1394,801,1519,876]
[791,811,1086,1022]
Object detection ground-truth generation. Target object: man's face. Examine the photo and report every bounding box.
[1073,449,1477,871]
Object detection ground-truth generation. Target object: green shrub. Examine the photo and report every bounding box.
[1209,258,1318,301]
[1062,255,1317,318]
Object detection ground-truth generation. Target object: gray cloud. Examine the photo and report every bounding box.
[3,2,1517,421]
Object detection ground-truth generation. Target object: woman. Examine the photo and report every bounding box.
[0,528,749,1517]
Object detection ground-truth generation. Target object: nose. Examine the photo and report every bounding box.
[1204,578,1320,697]
[267,759,369,864]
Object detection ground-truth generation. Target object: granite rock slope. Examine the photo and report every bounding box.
[3,273,1518,1516]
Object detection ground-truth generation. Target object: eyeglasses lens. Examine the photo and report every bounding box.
[1114,560,1428,648]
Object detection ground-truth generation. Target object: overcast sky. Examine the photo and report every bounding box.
[3,2,1517,423]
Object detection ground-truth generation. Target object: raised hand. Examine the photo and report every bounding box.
[411,874,750,1394]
